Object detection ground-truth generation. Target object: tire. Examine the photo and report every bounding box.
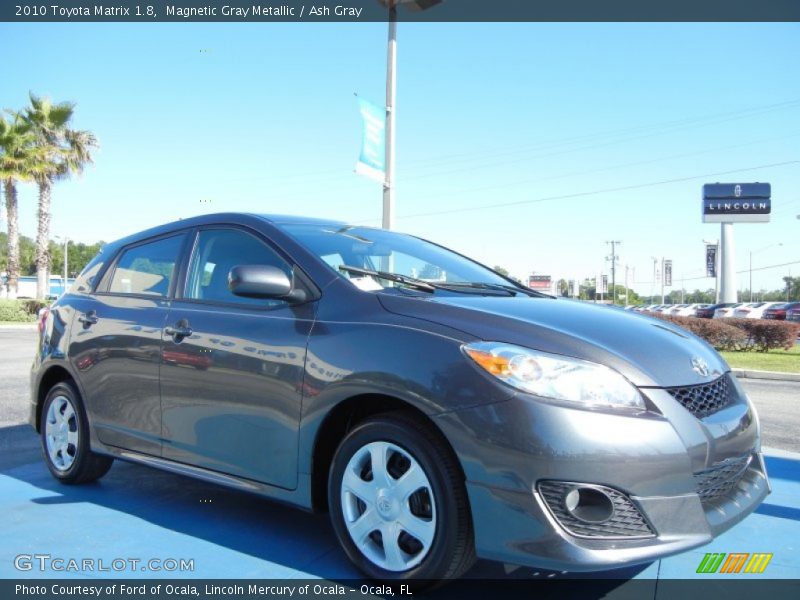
[328,412,475,583]
[40,381,113,484]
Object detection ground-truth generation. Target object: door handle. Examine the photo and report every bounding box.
[165,321,192,341]
[78,311,98,326]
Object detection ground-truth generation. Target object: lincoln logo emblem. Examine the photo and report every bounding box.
[734,184,742,198]
[692,357,710,377]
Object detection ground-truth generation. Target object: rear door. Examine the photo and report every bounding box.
[68,233,187,455]
[159,226,315,489]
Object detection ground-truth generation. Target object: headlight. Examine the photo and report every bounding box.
[463,342,645,410]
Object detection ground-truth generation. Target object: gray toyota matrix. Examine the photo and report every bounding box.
[30,213,769,581]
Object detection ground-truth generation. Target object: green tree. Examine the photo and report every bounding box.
[23,93,98,299]
[493,265,510,277]
[0,114,42,296]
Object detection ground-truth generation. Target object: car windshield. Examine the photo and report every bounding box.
[281,223,521,293]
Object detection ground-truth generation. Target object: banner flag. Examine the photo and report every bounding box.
[355,97,386,183]
[706,245,718,278]
[664,260,673,287]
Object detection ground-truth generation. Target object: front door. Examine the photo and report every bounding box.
[159,227,314,490]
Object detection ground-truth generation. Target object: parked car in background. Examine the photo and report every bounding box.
[714,303,744,318]
[762,302,800,320]
[733,302,785,319]
[787,305,800,323]
[28,213,770,582]
[672,304,711,317]
[667,304,688,316]
[696,303,736,319]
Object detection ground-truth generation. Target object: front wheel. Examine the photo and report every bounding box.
[328,413,475,582]
[41,381,113,484]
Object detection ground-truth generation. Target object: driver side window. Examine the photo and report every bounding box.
[185,229,292,308]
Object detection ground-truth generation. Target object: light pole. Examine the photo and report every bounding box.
[55,235,68,295]
[605,240,621,304]
[378,0,442,230]
[749,242,783,301]
[382,1,397,231]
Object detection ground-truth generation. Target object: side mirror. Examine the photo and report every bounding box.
[228,265,306,303]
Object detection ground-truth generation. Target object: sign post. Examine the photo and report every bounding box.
[702,183,771,303]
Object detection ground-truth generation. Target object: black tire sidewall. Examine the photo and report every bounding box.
[328,416,465,581]
[40,382,92,482]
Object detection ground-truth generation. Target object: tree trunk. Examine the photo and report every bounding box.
[35,178,52,300]
[3,179,20,299]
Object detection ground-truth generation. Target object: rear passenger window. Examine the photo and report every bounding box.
[108,235,185,297]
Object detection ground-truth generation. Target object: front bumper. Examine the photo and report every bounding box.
[433,374,769,571]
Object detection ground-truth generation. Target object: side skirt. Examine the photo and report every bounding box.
[96,444,315,512]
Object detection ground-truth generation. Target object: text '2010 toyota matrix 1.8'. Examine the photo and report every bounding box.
[30,213,769,582]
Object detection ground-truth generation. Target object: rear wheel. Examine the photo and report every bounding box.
[328,413,475,583]
[41,382,113,484]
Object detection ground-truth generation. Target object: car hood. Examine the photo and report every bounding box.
[378,294,728,388]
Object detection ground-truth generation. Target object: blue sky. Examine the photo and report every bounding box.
[2,22,799,296]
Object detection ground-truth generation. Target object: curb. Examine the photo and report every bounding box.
[0,323,37,330]
[732,368,800,383]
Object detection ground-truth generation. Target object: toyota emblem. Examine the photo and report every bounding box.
[691,357,710,377]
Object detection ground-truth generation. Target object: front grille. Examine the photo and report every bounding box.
[694,455,752,503]
[537,481,655,538]
[666,375,733,418]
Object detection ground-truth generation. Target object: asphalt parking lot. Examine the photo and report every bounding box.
[1,327,798,586]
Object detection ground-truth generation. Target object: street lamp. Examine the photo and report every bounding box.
[54,235,68,296]
[749,242,783,301]
[377,0,442,230]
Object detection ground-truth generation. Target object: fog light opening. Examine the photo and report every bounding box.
[563,487,615,523]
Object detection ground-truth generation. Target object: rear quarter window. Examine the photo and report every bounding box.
[71,250,106,293]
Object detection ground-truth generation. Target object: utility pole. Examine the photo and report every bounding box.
[605,240,621,304]
[382,1,398,231]
[624,264,630,307]
[661,257,666,304]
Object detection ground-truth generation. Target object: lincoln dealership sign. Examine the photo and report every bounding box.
[702,183,771,223]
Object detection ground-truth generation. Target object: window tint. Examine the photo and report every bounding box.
[108,235,185,297]
[185,229,291,307]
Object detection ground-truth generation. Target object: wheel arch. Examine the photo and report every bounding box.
[309,393,466,512]
[34,364,78,432]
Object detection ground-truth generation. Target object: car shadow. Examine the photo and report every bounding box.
[3,422,649,594]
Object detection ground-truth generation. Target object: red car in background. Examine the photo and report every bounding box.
[762,302,800,320]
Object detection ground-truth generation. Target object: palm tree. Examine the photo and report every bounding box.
[0,113,40,298]
[23,93,98,299]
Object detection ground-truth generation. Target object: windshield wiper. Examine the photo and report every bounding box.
[434,282,516,296]
[338,265,436,293]
[441,282,553,298]
[338,265,550,297]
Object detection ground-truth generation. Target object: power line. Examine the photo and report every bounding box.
[679,260,800,283]
[373,159,800,222]
[376,131,800,207]
[400,101,800,182]
[209,97,800,189]
[397,97,800,173]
